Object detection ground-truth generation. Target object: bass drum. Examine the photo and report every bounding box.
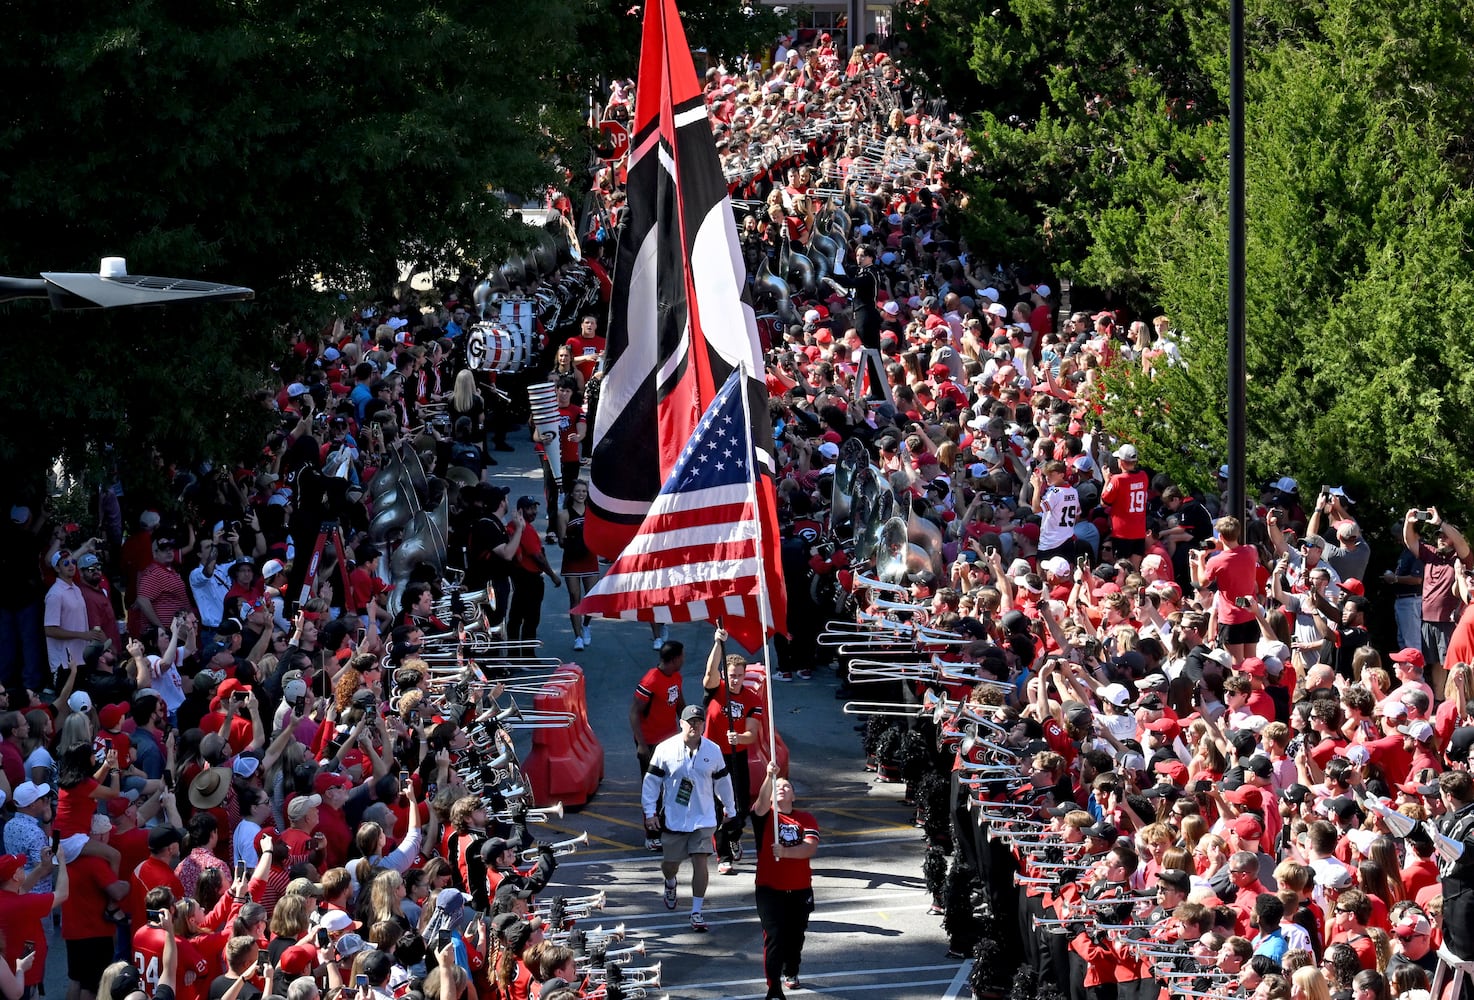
[466,322,534,373]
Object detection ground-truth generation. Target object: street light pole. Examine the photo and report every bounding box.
[1227,0,1247,523]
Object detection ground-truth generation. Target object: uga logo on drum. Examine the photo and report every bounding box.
[466,322,533,373]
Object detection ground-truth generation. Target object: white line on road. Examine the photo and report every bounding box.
[722,979,956,998]
[611,889,919,922]
[941,955,974,999]
[680,963,963,990]
[556,833,926,869]
[621,900,933,934]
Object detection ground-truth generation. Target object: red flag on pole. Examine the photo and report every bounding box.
[584,0,785,642]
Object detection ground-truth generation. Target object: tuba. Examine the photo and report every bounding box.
[875,517,910,584]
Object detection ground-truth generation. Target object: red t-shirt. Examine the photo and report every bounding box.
[0,889,53,985]
[199,712,254,756]
[755,808,818,891]
[56,779,102,837]
[1204,545,1258,624]
[63,855,121,940]
[1100,471,1149,540]
[703,684,765,747]
[508,519,547,576]
[348,566,388,615]
[633,667,683,745]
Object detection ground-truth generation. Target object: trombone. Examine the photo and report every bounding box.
[1014,873,1059,888]
[841,700,923,718]
[519,831,588,861]
[852,572,910,595]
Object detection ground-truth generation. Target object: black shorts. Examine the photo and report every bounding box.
[1221,619,1259,645]
[66,936,113,993]
[1038,538,1076,562]
[1111,537,1146,559]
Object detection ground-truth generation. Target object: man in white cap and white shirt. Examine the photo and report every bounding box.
[642,704,734,932]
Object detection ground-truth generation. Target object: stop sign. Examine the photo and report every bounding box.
[597,119,630,163]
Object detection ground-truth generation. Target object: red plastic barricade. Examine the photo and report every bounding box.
[743,665,789,791]
[522,663,604,807]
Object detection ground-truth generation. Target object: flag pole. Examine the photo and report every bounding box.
[736,364,782,854]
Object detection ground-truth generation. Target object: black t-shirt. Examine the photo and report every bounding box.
[209,975,262,1000]
[464,517,513,589]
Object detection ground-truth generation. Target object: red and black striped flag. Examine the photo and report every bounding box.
[584,0,786,647]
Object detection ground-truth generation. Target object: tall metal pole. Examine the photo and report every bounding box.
[1226,0,1247,523]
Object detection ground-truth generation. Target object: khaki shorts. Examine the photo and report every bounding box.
[662,825,717,861]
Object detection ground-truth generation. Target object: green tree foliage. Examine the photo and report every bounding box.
[896,0,1474,520]
[0,0,590,491]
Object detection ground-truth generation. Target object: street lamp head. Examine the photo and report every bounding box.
[0,257,253,310]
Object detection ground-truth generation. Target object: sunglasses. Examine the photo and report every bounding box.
[59,559,76,567]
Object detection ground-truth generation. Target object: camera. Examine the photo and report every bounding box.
[1234,596,1254,608]
[1413,510,1434,522]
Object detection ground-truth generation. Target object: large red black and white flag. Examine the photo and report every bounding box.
[585,0,786,644]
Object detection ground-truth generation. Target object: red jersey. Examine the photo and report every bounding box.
[63,855,122,940]
[754,808,818,891]
[134,925,214,1000]
[134,856,187,902]
[1100,471,1149,540]
[633,667,683,745]
[554,404,584,464]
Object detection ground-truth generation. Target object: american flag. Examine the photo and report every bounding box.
[575,369,776,648]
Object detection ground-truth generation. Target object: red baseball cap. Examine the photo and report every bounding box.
[1237,657,1267,678]
[1233,815,1264,840]
[0,855,26,883]
[1390,648,1425,669]
[98,703,130,731]
[313,772,352,795]
[1153,759,1189,786]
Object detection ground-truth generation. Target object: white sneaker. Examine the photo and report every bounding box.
[573,636,584,651]
[652,636,663,650]
[582,630,592,647]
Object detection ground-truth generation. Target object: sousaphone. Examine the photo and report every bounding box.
[850,467,882,565]
[876,516,910,584]
[906,494,947,579]
[830,438,869,535]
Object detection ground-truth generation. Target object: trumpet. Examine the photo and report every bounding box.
[1032,915,1089,934]
[488,802,564,824]
[585,963,661,987]
[519,831,588,861]
[535,890,606,920]
[549,922,624,946]
[575,941,646,968]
